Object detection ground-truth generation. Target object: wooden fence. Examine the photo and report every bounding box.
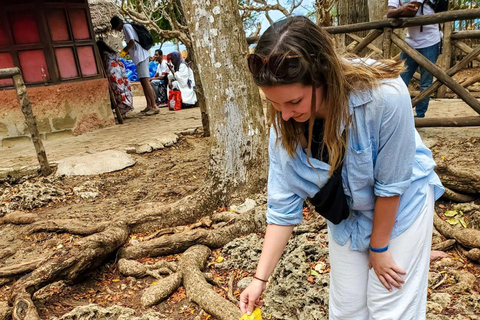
[0,67,52,176]
[325,8,480,127]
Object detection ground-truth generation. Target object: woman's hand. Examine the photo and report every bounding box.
[239,279,266,315]
[369,250,406,291]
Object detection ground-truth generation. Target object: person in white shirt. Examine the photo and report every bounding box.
[387,0,442,118]
[110,16,159,116]
[150,49,169,107]
[167,52,197,107]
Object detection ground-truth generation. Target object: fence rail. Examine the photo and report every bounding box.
[0,67,52,176]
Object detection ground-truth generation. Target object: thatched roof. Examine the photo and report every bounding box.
[88,0,122,34]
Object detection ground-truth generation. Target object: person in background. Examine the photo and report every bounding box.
[150,49,169,108]
[167,52,197,108]
[96,40,133,118]
[110,16,159,116]
[387,1,442,118]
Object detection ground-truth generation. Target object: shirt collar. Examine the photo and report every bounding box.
[349,89,373,114]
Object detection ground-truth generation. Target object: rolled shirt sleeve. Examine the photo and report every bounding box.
[374,80,416,197]
[266,129,304,225]
[266,127,331,225]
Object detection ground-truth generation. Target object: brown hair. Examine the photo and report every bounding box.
[251,16,404,175]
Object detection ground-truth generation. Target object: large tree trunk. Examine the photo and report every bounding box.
[338,0,370,48]
[368,0,387,51]
[180,0,268,204]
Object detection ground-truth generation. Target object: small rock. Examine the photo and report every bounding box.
[430,293,451,308]
[237,277,253,289]
[230,198,256,214]
[426,301,443,314]
[157,133,178,147]
[120,284,127,291]
[145,140,164,151]
[125,147,136,154]
[428,272,441,288]
[136,144,153,154]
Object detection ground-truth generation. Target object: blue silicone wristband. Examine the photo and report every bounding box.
[369,245,389,253]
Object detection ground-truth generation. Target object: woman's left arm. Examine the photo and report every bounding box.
[369,81,416,291]
[369,195,406,291]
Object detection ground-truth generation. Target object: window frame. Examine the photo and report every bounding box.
[0,0,102,89]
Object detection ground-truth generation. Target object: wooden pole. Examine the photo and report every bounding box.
[412,43,480,106]
[382,28,393,58]
[349,29,383,55]
[325,9,480,34]
[391,33,480,115]
[0,67,21,79]
[10,71,52,176]
[437,21,452,98]
[346,33,383,54]
[451,30,480,40]
[415,116,480,127]
[453,41,480,63]
[460,74,480,89]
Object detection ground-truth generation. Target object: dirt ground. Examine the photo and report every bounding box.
[1,84,480,319]
[0,96,203,169]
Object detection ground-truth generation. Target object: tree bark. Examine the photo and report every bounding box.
[338,0,370,47]
[180,0,268,204]
[368,0,387,49]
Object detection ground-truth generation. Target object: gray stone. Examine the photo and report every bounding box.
[428,272,442,288]
[0,176,66,215]
[237,277,253,289]
[145,140,165,151]
[125,147,136,154]
[50,304,168,320]
[73,182,99,200]
[136,144,153,154]
[430,293,451,308]
[56,150,136,176]
[426,301,443,314]
[157,133,178,147]
[221,227,330,319]
[230,198,256,214]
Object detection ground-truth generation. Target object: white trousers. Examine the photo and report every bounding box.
[328,186,434,320]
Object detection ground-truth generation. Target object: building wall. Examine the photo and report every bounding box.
[0,78,114,147]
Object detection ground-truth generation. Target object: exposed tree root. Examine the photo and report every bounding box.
[27,220,109,236]
[180,245,241,320]
[121,189,221,233]
[119,208,265,260]
[118,258,177,278]
[0,248,15,260]
[445,270,476,293]
[143,217,213,241]
[442,187,477,203]
[433,214,480,249]
[0,301,12,320]
[431,239,456,252]
[435,163,480,195]
[0,213,39,225]
[465,248,480,263]
[8,222,129,319]
[0,258,45,277]
[141,272,183,307]
[0,277,12,286]
[12,291,40,320]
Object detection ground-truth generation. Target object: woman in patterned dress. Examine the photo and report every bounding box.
[96,40,134,118]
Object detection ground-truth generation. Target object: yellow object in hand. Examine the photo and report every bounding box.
[119,50,127,57]
[239,308,262,320]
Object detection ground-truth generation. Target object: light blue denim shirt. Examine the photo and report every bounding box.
[266,75,445,251]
